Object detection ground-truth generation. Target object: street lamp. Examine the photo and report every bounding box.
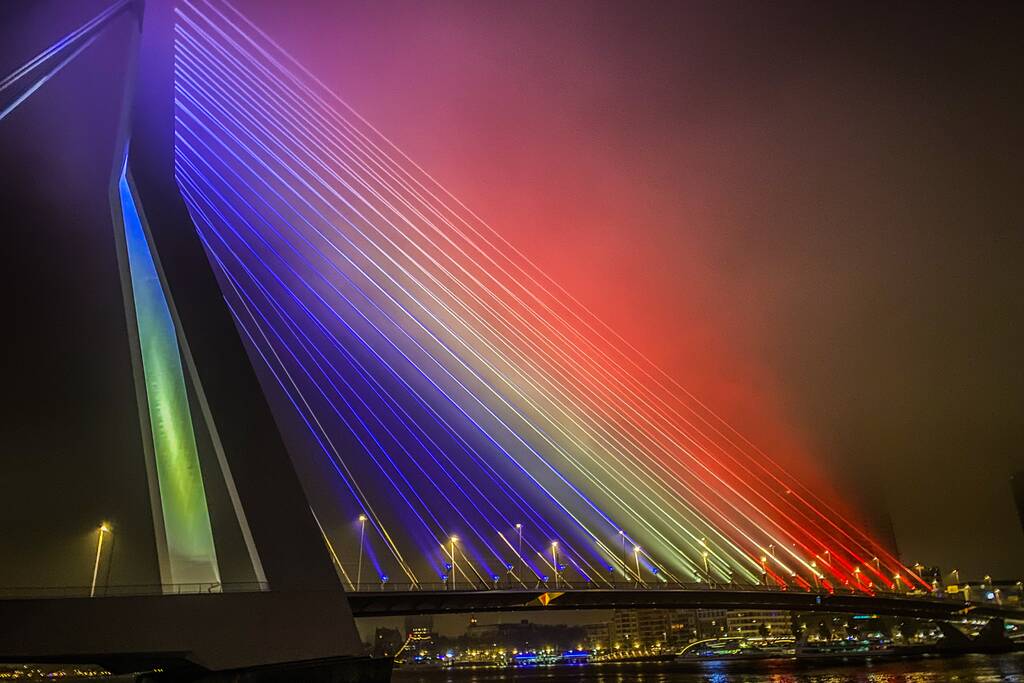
[90,523,112,598]
[515,523,523,581]
[449,536,459,591]
[701,550,710,584]
[357,514,367,588]
[551,542,559,589]
[952,568,960,585]
[619,530,626,582]
[633,546,642,584]
[760,555,768,586]
[811,561,820,590]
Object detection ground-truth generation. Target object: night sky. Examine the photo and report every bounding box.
[1,0,1023,622]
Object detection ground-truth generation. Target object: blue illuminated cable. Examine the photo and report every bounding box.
[0,0,132,93]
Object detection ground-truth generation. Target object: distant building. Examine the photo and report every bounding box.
[696,609,728,639]
[668,609,698,645]
[583,621,610,650]
[373,627,403,657]
[404,614,434,652]
[610,609,672,648]
[726,610,792,639]
[461,618,583,651]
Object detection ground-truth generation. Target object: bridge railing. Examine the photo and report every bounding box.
[342,578,957,601]
[0,581,269,600]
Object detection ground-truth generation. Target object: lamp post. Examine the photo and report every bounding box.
[515,523,523,581]
[357,514,367,588]
[700,537,710,584]
[633,546,642,585]
[449,536,458,591]
[90,523,112,598]
[619,530,626,583]
[952,568,960,585]
[760,555,768,586]
[551,541,559,589]
[811,561,820,590]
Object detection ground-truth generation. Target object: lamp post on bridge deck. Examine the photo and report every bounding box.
[515,523,523,583]
[356,514,367,588]
[89,522,112,598]
[551,541,559,589]
[449,535,458,591]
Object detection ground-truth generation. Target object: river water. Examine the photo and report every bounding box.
[394,653,1024,682]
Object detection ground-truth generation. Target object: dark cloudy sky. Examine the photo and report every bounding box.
[237,0,1024,579]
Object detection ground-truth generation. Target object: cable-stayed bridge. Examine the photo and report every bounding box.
[0,0,1018,675]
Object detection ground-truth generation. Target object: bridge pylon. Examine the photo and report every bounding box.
[0,0,364,672]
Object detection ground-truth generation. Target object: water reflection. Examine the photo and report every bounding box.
[393,653,1024,683]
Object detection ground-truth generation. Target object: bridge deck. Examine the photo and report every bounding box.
[346,587,1020,620]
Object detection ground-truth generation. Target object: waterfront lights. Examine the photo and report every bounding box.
[89,522,112,598]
